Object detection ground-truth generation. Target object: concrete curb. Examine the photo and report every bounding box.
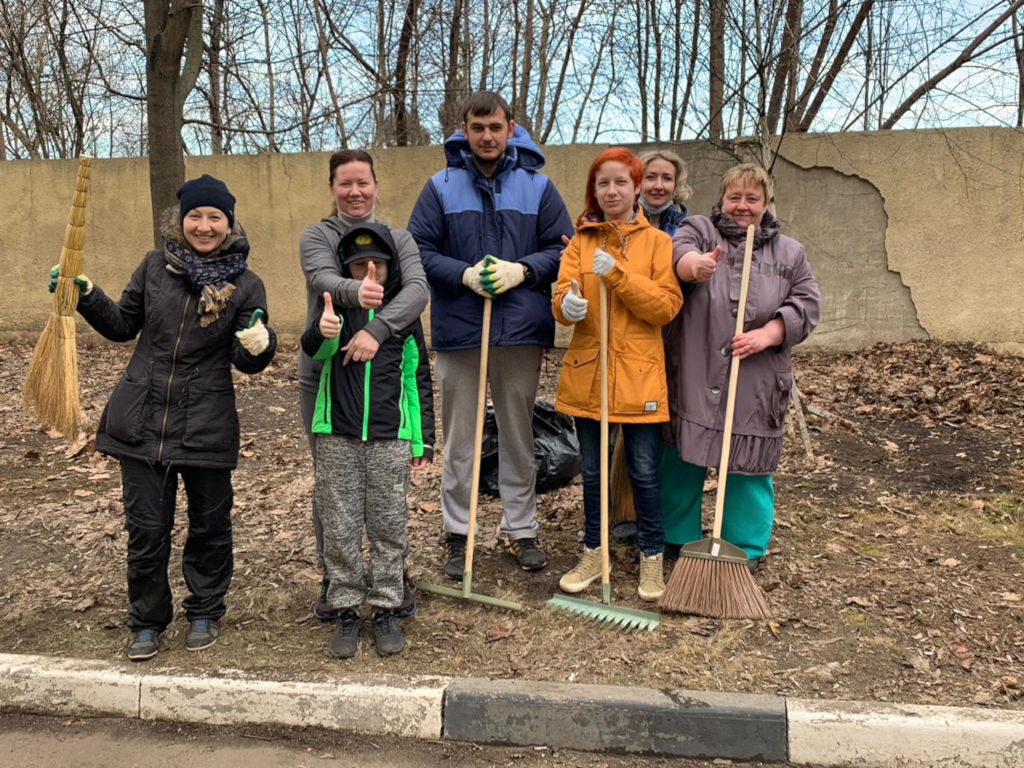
[2,654,1023,766]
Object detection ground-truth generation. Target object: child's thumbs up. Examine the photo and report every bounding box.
[358,262,384,309]
[319,291,341,339]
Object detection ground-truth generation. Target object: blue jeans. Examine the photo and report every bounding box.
[575,418,664,556]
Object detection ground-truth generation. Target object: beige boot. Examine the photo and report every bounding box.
[637,552,665,602]
[558,547,603,593]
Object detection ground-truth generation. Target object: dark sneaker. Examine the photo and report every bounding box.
[313,577,340,621]
[508,537,548,571]
[747,556,766,574]
[127,629,160,661]
[396,573,417,618]
[329,609,362,659]
[443,533,467,580]
[371,609,406,656]
[185,619,220,652]
[610,521,637,544]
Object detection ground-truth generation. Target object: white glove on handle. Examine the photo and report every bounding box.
[480,254,527,295]
[592,247,616,277]
[462,258,489,297]
[236,310,270,355]
[561,280,588,323]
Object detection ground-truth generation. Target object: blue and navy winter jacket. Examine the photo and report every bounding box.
[407,125,574,351]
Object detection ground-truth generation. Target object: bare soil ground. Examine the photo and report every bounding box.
[1,340,1021,711]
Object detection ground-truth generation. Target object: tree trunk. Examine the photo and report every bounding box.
[709,0,726,139]
[144,0,204,246]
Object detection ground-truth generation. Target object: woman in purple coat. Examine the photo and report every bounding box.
[661,164,820,571]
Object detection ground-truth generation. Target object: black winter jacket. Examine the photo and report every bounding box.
[77,223,276,469]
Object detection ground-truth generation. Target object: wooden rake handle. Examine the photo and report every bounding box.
[463,296,492,593]
[599,278,611,602]
[711,225,755,541]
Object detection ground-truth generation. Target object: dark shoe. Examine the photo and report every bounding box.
[443,533,467,580]
[185,619,220,652]
[747,556,766,574]
[610,521,637,544]
[329,609,362,659]
[127,629,160,661]
[313,577,340,622]
[664,542,682,564]
[371,609,406,656]
[396,573,417,618]
[508,537,548,571]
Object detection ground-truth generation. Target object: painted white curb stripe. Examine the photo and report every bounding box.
[141,674,446,739]
[789,697,1024,767]
[0,653,140,718]
[0,654,447,740]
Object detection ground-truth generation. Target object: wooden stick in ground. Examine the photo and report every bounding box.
[789,379,814,463]
[599,278,611,605]
[660,224,771,619]
[462,296,492,599]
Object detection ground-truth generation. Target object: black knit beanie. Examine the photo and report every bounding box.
[177,174,236,227]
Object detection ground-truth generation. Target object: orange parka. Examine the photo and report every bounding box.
[552,209,683,423]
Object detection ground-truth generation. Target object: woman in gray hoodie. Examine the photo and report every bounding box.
[661,164,820,572]
[299,150,429,619]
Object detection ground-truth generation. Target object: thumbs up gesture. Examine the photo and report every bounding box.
[691,245,721,282]
[235,308,270,355]
[358,261,384,309]
[319,292,341,339]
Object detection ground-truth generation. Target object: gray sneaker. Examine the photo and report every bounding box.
[127,629,160,661]
[185,619,220,652]
[329,609,362,659]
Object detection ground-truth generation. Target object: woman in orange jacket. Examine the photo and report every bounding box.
[552,147,683,601]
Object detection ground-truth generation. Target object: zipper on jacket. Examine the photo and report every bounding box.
[157,294,192,462]
[361,309,374,440]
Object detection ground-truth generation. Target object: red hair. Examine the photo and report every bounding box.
[584,147,643,218]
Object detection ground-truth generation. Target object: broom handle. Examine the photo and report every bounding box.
[599,278,611,604]
[463,296,491,597]
[712,225,755,541]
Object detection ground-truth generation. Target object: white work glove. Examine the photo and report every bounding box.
[462,258,489,297]
[561,281,588,323]
[480,254,527,295]
[236,309,270,355]
[592,248,616,277]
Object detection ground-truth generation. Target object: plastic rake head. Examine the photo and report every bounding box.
[547,594,660,632]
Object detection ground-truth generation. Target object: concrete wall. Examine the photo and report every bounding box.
[1,127,1020,353]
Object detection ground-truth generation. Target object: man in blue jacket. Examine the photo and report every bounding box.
[408,91,573,578]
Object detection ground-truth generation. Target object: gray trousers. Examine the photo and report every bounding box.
[435,345,542,540]
[315,435,409,610]
[298,387,325,569]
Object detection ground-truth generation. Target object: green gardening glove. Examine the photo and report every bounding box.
[48,265,93,296]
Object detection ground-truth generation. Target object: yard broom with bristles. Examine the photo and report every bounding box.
[548,279,660,632]
[659,224,771,620]
[23,155,92,439]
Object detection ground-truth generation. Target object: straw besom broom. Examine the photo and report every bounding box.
[658,224,771,620]
[23,155,92,439]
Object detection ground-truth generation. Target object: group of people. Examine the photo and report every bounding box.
[57,90,819,663]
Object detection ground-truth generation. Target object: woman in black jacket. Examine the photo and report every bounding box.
[52,175,276,661]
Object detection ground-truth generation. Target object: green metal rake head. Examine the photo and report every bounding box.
[547,594,660,632]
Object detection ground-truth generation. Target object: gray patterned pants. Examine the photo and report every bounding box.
[315,434,409,610]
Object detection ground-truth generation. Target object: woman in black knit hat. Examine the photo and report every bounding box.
[49,174,277,661]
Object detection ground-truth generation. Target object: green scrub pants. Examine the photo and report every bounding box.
[658,444,775,558]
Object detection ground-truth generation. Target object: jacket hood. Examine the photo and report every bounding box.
[159,205,249,256]
[574,205,651,236]
[443,123,546,173]
[338,221,403,302]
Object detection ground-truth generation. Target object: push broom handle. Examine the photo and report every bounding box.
[463,296,492,597]
[711,225,755,541]
[599,278,611,604]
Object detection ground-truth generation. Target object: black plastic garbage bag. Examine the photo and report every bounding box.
[480,401,580,495]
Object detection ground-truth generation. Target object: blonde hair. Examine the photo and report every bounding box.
[639,149,693,204]
[719,163,773,204]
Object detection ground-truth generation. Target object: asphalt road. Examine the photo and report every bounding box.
[0,713,821,767]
